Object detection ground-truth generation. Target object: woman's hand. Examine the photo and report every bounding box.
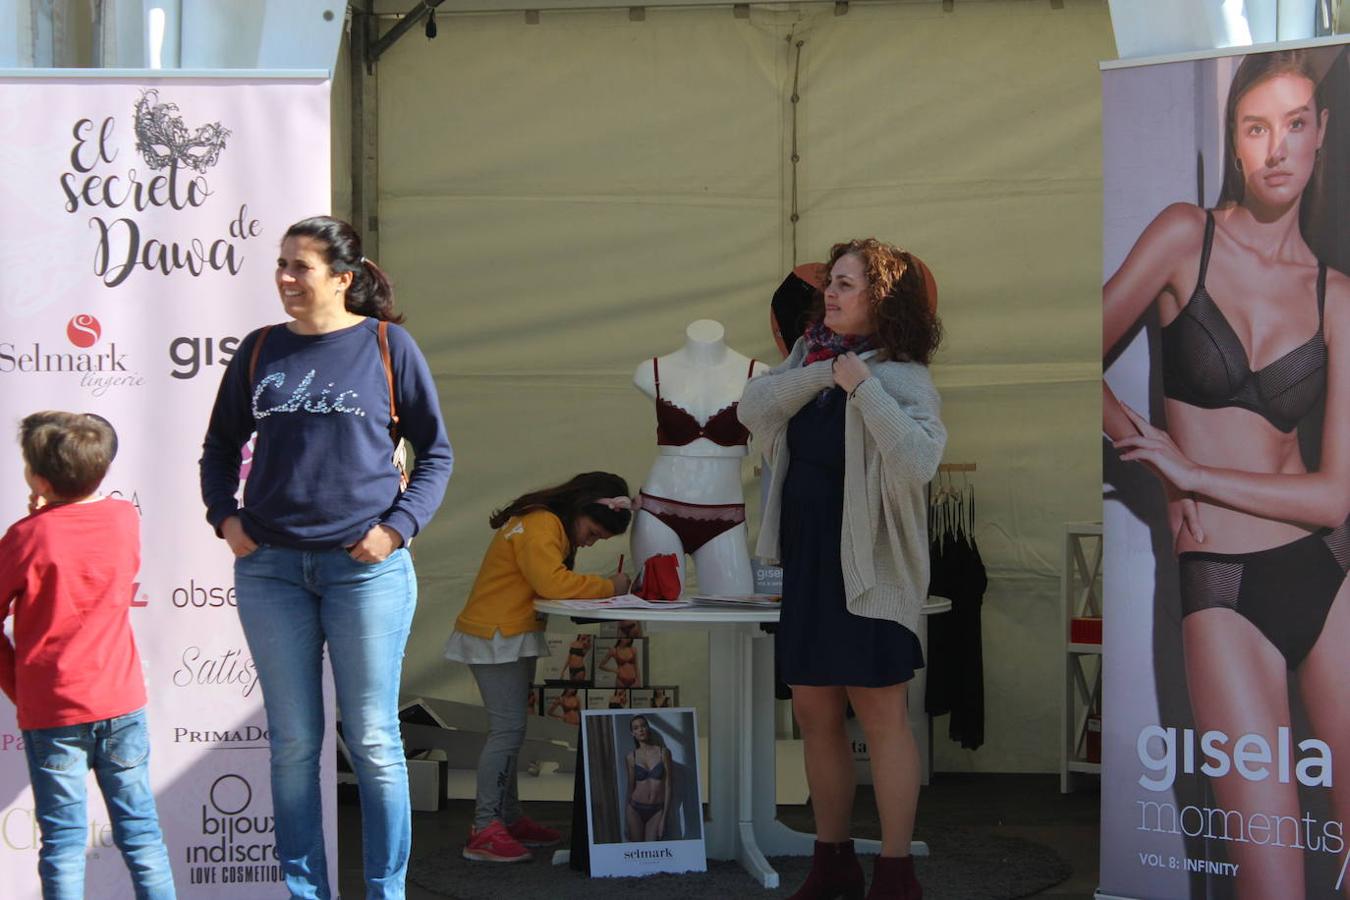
[655,811,666,840]
[1113,405,1200,490]
[349,524,402,563]
[832,352,870,393]
[1112,404,1205,543]
[221,516,259,558]
[611,569,632,595]
[1163,482,1206,548]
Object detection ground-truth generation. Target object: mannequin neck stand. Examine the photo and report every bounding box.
[680,320,728,368]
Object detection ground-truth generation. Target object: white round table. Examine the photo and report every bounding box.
[534,597,951,888]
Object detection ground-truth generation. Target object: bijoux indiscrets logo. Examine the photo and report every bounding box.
[185,772,282,884]
[133,89,230,172]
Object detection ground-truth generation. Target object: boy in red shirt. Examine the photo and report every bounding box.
[0,411,175,899]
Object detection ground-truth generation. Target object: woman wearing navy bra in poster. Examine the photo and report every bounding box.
[1103,45,1350,898]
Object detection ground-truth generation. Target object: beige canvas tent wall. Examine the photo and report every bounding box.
[332,0,1111,773]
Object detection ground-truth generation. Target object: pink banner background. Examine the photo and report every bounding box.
[0,75,332,899]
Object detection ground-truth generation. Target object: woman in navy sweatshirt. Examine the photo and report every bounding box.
[200,216,452,900]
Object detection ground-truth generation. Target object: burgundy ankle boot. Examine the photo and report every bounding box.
[787,840,865,900]
[865,854,922,900]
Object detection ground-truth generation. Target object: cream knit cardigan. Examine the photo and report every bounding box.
[737,339,946,636]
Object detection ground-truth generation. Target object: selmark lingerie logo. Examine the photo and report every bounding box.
[60,89,263,288]
[0,313,146,396]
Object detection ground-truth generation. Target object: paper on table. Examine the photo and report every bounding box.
[688,594,782,608]
[540,593,693,610]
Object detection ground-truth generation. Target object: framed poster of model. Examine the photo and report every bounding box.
[579,708,706,877]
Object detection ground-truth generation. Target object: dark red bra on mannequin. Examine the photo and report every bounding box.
[653,357,755,447]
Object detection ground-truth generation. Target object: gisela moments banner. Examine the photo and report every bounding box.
[1102,37,1350,900]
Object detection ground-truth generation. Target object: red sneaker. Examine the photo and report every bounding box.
[507,815,562,847]
[462,820,532,863]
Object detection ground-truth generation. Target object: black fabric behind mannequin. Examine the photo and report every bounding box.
[924,484,987,750]
[925,520,958,718]
[947,521,987,750]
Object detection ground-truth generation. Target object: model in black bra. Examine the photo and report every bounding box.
[1114,206,1348,664]
[1152,211,1347,667]
[1104,51,1350,899]
[560,636,591,682]
[1161,210,1328,433]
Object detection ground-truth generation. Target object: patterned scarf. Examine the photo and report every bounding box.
[803,321,876,365]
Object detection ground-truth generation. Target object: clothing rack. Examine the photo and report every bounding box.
[926,458,986,752]
[931,463,976,502]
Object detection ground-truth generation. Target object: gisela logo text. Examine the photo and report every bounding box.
[1137,725,1331,792]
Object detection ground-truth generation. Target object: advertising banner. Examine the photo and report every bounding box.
[0,74,332,898]
[581,708,706,878]
[1102,38,1350,899]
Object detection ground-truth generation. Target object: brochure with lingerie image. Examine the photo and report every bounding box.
[593,637,648,688]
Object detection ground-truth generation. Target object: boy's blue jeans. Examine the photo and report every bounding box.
[23,707,176,900]
[234,544,416,900]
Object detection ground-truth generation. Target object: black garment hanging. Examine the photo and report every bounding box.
[924,476,987,750]
[924,490,959,718]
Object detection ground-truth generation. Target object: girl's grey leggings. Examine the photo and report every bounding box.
[469,657,538,828]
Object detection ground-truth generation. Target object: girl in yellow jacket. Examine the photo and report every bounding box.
[445,471,632,863]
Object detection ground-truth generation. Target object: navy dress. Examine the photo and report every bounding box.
[776,386,924,687]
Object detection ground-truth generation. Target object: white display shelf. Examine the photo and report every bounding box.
[1061,522,1103,793]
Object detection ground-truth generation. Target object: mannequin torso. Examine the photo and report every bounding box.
[632,320,769,501]
[631,320,766,594]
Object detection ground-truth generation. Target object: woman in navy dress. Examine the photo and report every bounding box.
[740,239,944,900]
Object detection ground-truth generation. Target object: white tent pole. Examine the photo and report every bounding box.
[144,0,180,69]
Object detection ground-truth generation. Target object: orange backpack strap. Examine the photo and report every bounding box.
[248,325,275,386]
[377,320,400,443]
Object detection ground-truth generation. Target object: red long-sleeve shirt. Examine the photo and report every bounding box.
[0,498,146,730]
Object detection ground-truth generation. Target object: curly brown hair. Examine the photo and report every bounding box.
[817,238,942,365]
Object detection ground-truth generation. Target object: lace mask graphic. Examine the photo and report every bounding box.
[133,89,230,172]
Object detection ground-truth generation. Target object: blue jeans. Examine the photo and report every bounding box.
[234,545,416,900]
[23,708,175,900]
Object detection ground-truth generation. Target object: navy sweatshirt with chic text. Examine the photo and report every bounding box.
[200,318,453,550]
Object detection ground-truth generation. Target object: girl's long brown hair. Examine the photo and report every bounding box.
[491,471,631,567]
